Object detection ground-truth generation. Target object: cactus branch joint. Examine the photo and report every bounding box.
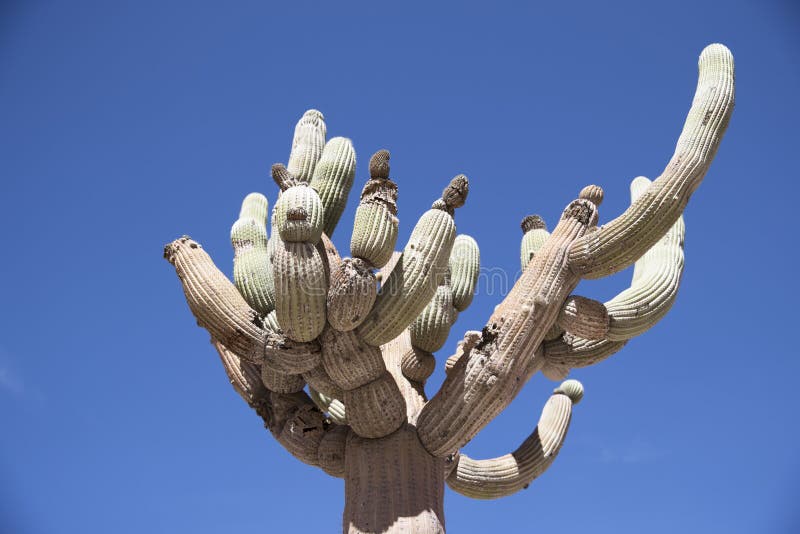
[164,44,734,533]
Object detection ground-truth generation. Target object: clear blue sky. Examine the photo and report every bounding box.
[1,1,798,532]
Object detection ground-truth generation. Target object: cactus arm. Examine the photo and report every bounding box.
[446,381,582,499]
[163,236,321,365]
[357,176,467,347]
[231,193,276,315]
[449,234,480,312]
[210,339,346,477]
[418,197,599,457]
[309,387,347,425]
[569,44,734,279]
[519,215,550,272]
[287,109,326,183]
[310,137,357,237]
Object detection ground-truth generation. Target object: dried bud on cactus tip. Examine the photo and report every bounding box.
[554,379,584,405]
[442,174,469,209]
[369,150,391,179]
[579,184,604,206]
[271,163,295,191]
[520,214,547,233]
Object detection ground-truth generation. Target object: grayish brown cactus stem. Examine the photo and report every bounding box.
[569,44,734,279]
[209,340,346,477]
[417,198,598,457]
[163,236,320,367]
[447,381,581,499]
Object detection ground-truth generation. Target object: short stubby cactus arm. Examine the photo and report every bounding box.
[446,381,582,499]
[210,339,346,477]
[417,197,599,457]
[569,44,734,279]
[163,236,321,365]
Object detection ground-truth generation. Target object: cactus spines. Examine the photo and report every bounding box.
[231,194,276,315]
[449,234,480,312]
[350,150,399,268]
[520,214,550,271]
[287,109,326,183]
[274,183,325,244]
[310,137,357,236]
[272,240,328,342]
[326,257,377,332]
[357,202,459,347]
[164,44,735,534]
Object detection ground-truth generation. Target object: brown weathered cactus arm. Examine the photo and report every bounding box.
[569,44,734,279]
[447,381,582,499]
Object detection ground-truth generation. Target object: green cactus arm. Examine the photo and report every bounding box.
[272,240,329,343]
[231,193,276,315]
[357,176,467,347]
[274,183,325,244]
[417,197,598,457]
[604,176,685,341]
[310,137,356,237]
[519,215,550,272]
[446,381,581,499]
[569,44,734,279]
[350,150,399,268]
[287,109,326,183]
[409,278,458,354]
[309,387,347,425]
[210,339,345,477]
[449,234,480,312]
[163,236,321,365]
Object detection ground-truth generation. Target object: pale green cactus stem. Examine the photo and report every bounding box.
[449,234,480,312]
[269,163,328,342]
[357,175,467,347]
[309,387,347,425]
[446,380,581,499]
[409,277,458,353]
[287,109,326,183]
[350,149,399,268]
[231,193,276,315]
[273,164,325,244]
[310,137,356,237]
[519,215,550,272]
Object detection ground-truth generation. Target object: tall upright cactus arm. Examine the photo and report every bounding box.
[446,381,582,499]
[569,44,734,279]
[210,339,347,478]
[163,237,322,369]
[310,137,357,237]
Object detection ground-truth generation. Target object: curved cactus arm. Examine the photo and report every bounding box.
[357,176,467,347]
[542,174,686,370]
[446,381,582,499]
[569,44,734,279]
[449,234,480,312]
[163,236,322,367]
[287,109,326,183]
[309,387,347,425]
[210,339,346,477]
[418,196,599,457]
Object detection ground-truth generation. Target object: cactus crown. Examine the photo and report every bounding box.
[369,149,391,179]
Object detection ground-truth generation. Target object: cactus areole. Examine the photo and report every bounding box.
[164,45,734,533]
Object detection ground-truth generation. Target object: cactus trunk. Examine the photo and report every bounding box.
[343,425,446,534]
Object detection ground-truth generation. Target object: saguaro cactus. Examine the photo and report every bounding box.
[164,45,734,533]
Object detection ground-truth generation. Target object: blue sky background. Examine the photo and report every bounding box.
[1,1,798,532]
